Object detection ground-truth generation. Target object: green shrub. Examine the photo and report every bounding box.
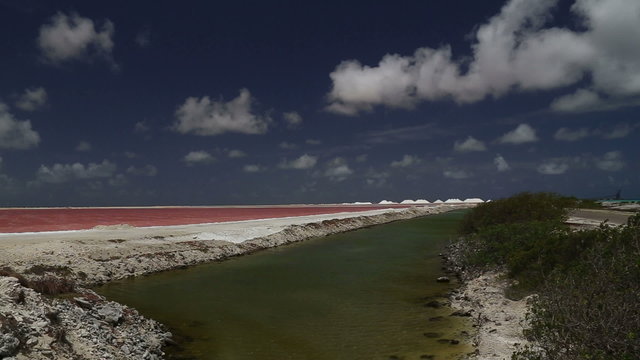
[514,219,640,360]
[459,192,575,235]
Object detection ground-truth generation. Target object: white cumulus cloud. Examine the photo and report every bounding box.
[38,12,115,66]
[173,89,269,136]
[494,154,510,172]
[0,103,40,149]
[324,157,354,181]
[537,160,569,175]
[15,87,48,111]
[454,136,487,152]
[279,154,317,170]
[326,0,640,115]
[283,111,303,128]
[498,124,538,144]
[36,160,117,183]
[391,154,421,168]
[183,151,215,165]
[595,151,624,171]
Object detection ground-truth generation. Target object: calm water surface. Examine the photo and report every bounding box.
[96,211,471,360]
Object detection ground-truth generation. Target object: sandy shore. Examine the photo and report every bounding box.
[0,204,473,359]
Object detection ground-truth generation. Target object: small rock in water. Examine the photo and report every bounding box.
[424,300,442,308]
[436,276,450,283]
[450,310,472,317]
[423,332,442,338]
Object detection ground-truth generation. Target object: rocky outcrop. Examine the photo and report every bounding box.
[0,277,169,360]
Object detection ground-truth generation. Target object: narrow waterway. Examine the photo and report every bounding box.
[96,211,471,360]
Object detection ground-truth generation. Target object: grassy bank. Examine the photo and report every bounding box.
[456,192,639,360]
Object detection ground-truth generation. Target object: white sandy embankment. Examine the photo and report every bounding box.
[443,242,531,360]
[0,204,472,360]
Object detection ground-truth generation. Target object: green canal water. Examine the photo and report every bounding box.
[96,211,472,360]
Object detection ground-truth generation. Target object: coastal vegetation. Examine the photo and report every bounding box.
[457,192,640,360]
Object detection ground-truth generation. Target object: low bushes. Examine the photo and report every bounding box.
[514,216,640,360]
[459,192,574,235]
[457,192,640,359]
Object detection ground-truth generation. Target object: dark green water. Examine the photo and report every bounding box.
[96,211,471,360]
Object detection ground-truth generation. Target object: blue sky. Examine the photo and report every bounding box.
[0,0,638,206]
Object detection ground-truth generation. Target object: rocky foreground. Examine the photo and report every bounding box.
[0,204,472,359]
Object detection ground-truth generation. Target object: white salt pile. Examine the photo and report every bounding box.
[401,199,416,204]
[415,199,430,204]
[379,200,397,204]
[445,198,463,203]
[463,198,484,203]
[433,199,444,203]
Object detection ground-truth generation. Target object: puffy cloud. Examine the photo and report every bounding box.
[36,160,117,183]
[38,12,115,65]
[454,136,486,152]
[279,141,297,150]
[554,127,591,141]
[243,164,265,173]
[443,169,471,179]
[126,164,158,176]
[326,0,640,114]
[0,103,40,149]
[494,154,510,172]
[326,54,417,115]
[15,87,47,111]
[391,154,421,168]
[183,151,215,165]
[75,141,91,152]
[550,89,603,112]
[279,154,317,170]
[595,151,624,171]
[498,124,538,144]
[324,157,353,181]
[173,89,269,136]
[537,160,569,175]
[283,111,303,128]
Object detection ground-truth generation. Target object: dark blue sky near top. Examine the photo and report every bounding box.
[0,0,638,206]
